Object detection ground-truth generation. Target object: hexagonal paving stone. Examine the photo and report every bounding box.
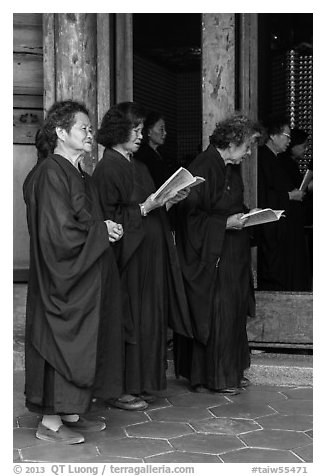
[221,447,303,463]
[210,402,277,419]
[13,428,48,450]
[154,378,192,397]
[192,417,261,435]
[83,425,126,444]
[146,450,222,463]
[241,428,313,450]
[21,442,99,463]
[227,389,288,404]
[281,387,313,400]
[97,436,172,458]
[82,455,143,463]
[269,399,313,415]
[13,449,20,462]
[243,384,293,393]
[168,391,229,408]
[256,414,313,431]
[143,398,171,410]
[292,444,313,462]
[126,421,194,439]
[104,408,150,428]
[17,414,41,429]
[170,433,245,455]
[148,405,212,422]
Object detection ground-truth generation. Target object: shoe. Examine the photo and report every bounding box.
[239,377,250,388]
[216,387,241,395]
[63,416,106,432]
[137,392,157,403]
[193,385,213,394]
[107,395,148,411]
[36,422,84,444]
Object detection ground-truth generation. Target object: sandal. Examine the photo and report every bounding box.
[107,394,148,411]
[137,392,157,403]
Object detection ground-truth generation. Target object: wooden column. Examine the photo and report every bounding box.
[238,13,259,210]
[202,13,236,149]
[43,13,98,172]
[115,13,133,103]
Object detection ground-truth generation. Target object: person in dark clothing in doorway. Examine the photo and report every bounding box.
[23,100,124,444]
[134,111,173,188]
[174,113,261,395]
[257,116,309,291]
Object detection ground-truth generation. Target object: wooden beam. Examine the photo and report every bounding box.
[13,53,43,96]
[202,13,236,149]
[97,14,114,124]
[43,14,98,173]
[97,14,115,162]
[43,13,55,114]
[238,13,259,210]
[116,13,133,103]
[13,95,43,109]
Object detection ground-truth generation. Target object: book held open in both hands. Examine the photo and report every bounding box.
[240,208,285,227]
[152,167,205,200]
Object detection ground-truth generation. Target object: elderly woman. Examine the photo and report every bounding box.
[174,114,261,395]
[23,100,124,444]
[134,111,173,188]
[257,116,309,291]
[92,101,192,410]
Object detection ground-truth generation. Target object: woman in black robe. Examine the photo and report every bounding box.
[174,114,261,395]
[257,116,309,291]
[23,101,124,444]
[135,111,177,230]
[92,102,192,410]
[134,111,173,188]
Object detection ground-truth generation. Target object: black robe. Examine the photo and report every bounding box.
[134,143,172,189]
[134,143,177,230]
[23,154,123,414]
[257,145,309,291]
[92,148,192,394]
[174,145,251,390]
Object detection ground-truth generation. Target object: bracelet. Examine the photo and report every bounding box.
[140,204,148,216]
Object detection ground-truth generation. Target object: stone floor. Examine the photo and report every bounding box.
[13,370,313,464]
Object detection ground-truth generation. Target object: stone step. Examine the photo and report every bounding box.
[14,345,312,386]
[166,351,312,387]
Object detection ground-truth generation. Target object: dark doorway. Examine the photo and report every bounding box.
[257,13,313,292]
[133,13,202,171]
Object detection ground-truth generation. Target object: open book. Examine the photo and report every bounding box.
[241,208,285,227]
[299,169,313,191]
[152,167,205,200]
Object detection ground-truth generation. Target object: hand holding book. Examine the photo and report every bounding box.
[152,167,205,200]
[240,208,285,227]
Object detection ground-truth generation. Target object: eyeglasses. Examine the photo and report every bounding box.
[282,132,291,139]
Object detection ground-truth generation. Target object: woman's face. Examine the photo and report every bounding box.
[269,125,291,154]
[121,123,143,154]
[291,141,307,160]
[148,119,167,147]
[226,140,253,165]
[58,112,93,154]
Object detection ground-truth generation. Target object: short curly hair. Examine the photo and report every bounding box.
[209,113,262,150]
[96,102,146,148]
[42,100,89,152]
